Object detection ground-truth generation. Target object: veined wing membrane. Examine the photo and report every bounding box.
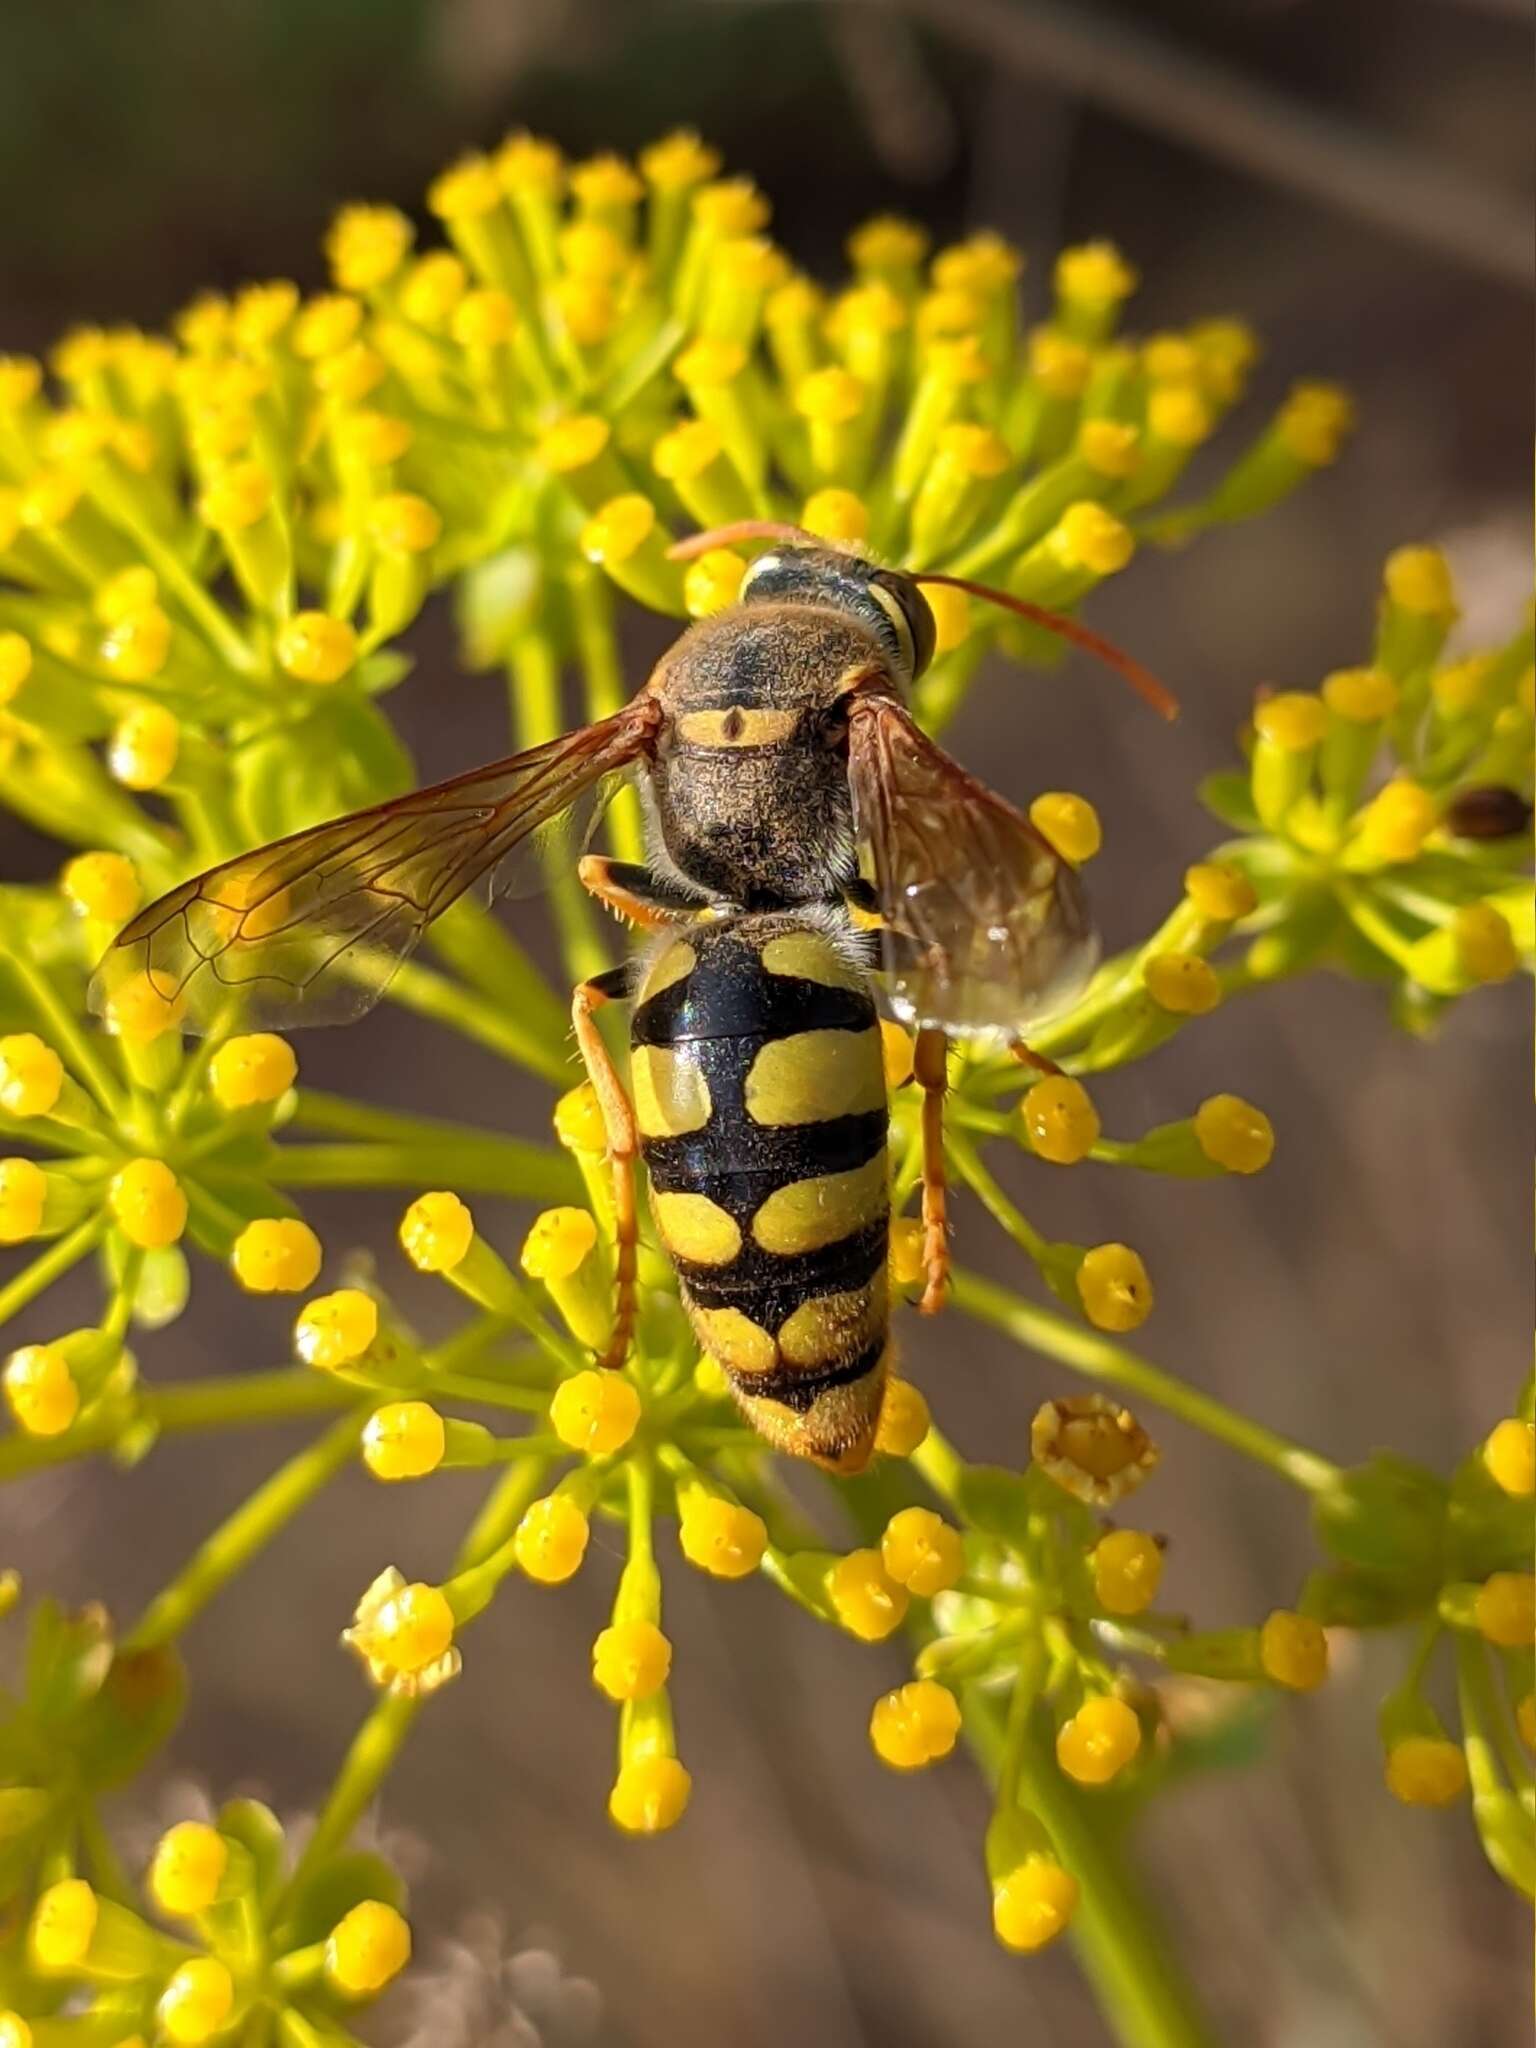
[91,697,660,1035]
[846,690,1098,1043]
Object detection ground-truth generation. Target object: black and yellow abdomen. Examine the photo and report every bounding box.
[631,913,890,1471]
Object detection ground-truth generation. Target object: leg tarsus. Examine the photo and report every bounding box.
[1011,1041,1065,1078]
[571,975,640,1369]
[914,1026,949,1315]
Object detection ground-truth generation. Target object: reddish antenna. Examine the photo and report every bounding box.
[663,526,1178,721]
[913,571,1179,721]
[666,520,812,561]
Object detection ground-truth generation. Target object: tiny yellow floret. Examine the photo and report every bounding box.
[62,850,140,923]
[326,1900,413,1995]
[109,1158,188,1249]
[1253,692,1328,752]
[1022,1075,1100,1165]
[875,1377,931,1457]
[1194,1094,1275,1174]
[358,1580,455,1675]
[550,1369,642,1456]
[100,604,172,682]
[231,1217,323,1293]
[326,205,413,293]
[1322,666,1399,724]
[1452,903,1518,984]
[1184,862,1256,923]
[1055,241,1137,305]
[199,460,272,531]
[1356,779,1437,864]
[0,2014,31,2048]
[0,1159,47,1245]
[1033,1394,1159,1504]
[521,1206,598,1281]
[1259,1610,1329,1690]
[1473,1572,1535,1648]
[536,414,611,474]
[399,1190,475,1273]
[363,1401,447,1482]
[158,1957,235,2044]
[149,1822,228,1916]
[4,1344,79,1437]
[1144,951,1221,1016]
[827,1548,909,1640]
[1029,792,1101,864]
[609,1756,692,1834]
[881,1507,964,1597]
[581,494,656,566]
[105,971,185,1044]
[679,1496,767,1580]
[1077,1244,1154,1332]
[295,1289,378,1370]
[553,1083,606,1155]
[110,705,180,789]
[0,631,32,703]
[209,1033,296,1108]
[1276,382,1353,465]
[0,1034,63,1118]
[801,487,869,544]
[1384,545,1456,619]
[993,1859,1079,1953]
[1482,1418,1535,1498]
[1092,1530,1164,1616]
[869,1680,962,1770]
[1385,1736,1468,1807]
[515,1495,592,1585]
[30,1878,98,1969]
[1050,503,1134,576]
[276,611,358,684]
[684,549,746,618]
[592,1620,673,1701]
[888,1216,927,1290]
[1056,1695,1142,1785]
[369,493,442,554]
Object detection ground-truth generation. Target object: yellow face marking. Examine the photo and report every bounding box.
[676,706,801,749]
[776,1276,887,1369]
[631,1044,712,1138]
[695,1307,778,1377]
[752,1154,888,1256]
[652,1189,741,1265]
[745,1028,885,1127]
[759,931,866,991]
[636,939,696,1006]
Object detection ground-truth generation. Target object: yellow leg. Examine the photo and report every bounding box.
[578,854,696,929]
[914,1026,949,1315]
[571,973,640,1369]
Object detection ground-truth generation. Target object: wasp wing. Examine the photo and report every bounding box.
[91,697,660,1035]
[846,691,1098,1042]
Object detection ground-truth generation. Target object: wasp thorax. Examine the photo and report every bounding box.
[741,545,935,685]
[646,600,886,907]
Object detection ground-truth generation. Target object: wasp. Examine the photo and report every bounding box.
[94,527,1173,1472]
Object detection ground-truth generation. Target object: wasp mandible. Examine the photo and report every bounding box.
[93,532,1173,1473]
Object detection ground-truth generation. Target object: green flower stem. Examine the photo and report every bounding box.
[948,1129,1052,1264]
[277,1454,550,1919]
[122,1409,367,1651]
[424,901,572,1065]
[965,1687,1219,2048]
[77,1796,136,1907]
[951,1268,1339,1493]
[0,1211,109,1330]
[507,630,610,986]
[266,1139,579,1201]
[147,1369,357,1431]
[8,956,128,1121]
[568,567,646,865]
[909,1426,967,1506]
[286,1090,578,1182]
[382,955,577,1083]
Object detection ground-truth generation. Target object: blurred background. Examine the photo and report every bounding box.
[2,2,1531,2043]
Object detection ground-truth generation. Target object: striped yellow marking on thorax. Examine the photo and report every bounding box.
[745,1027,885,1126]
[631,1043,711,1137]
[676,706,801,748]
[652,1190,741,1265]
[752,1153,888,1256]
[776,1275,888,1368]
[636,939,697,1006]
[759,931,865,990]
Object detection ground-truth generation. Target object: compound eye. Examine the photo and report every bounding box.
[870,572,936,681]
